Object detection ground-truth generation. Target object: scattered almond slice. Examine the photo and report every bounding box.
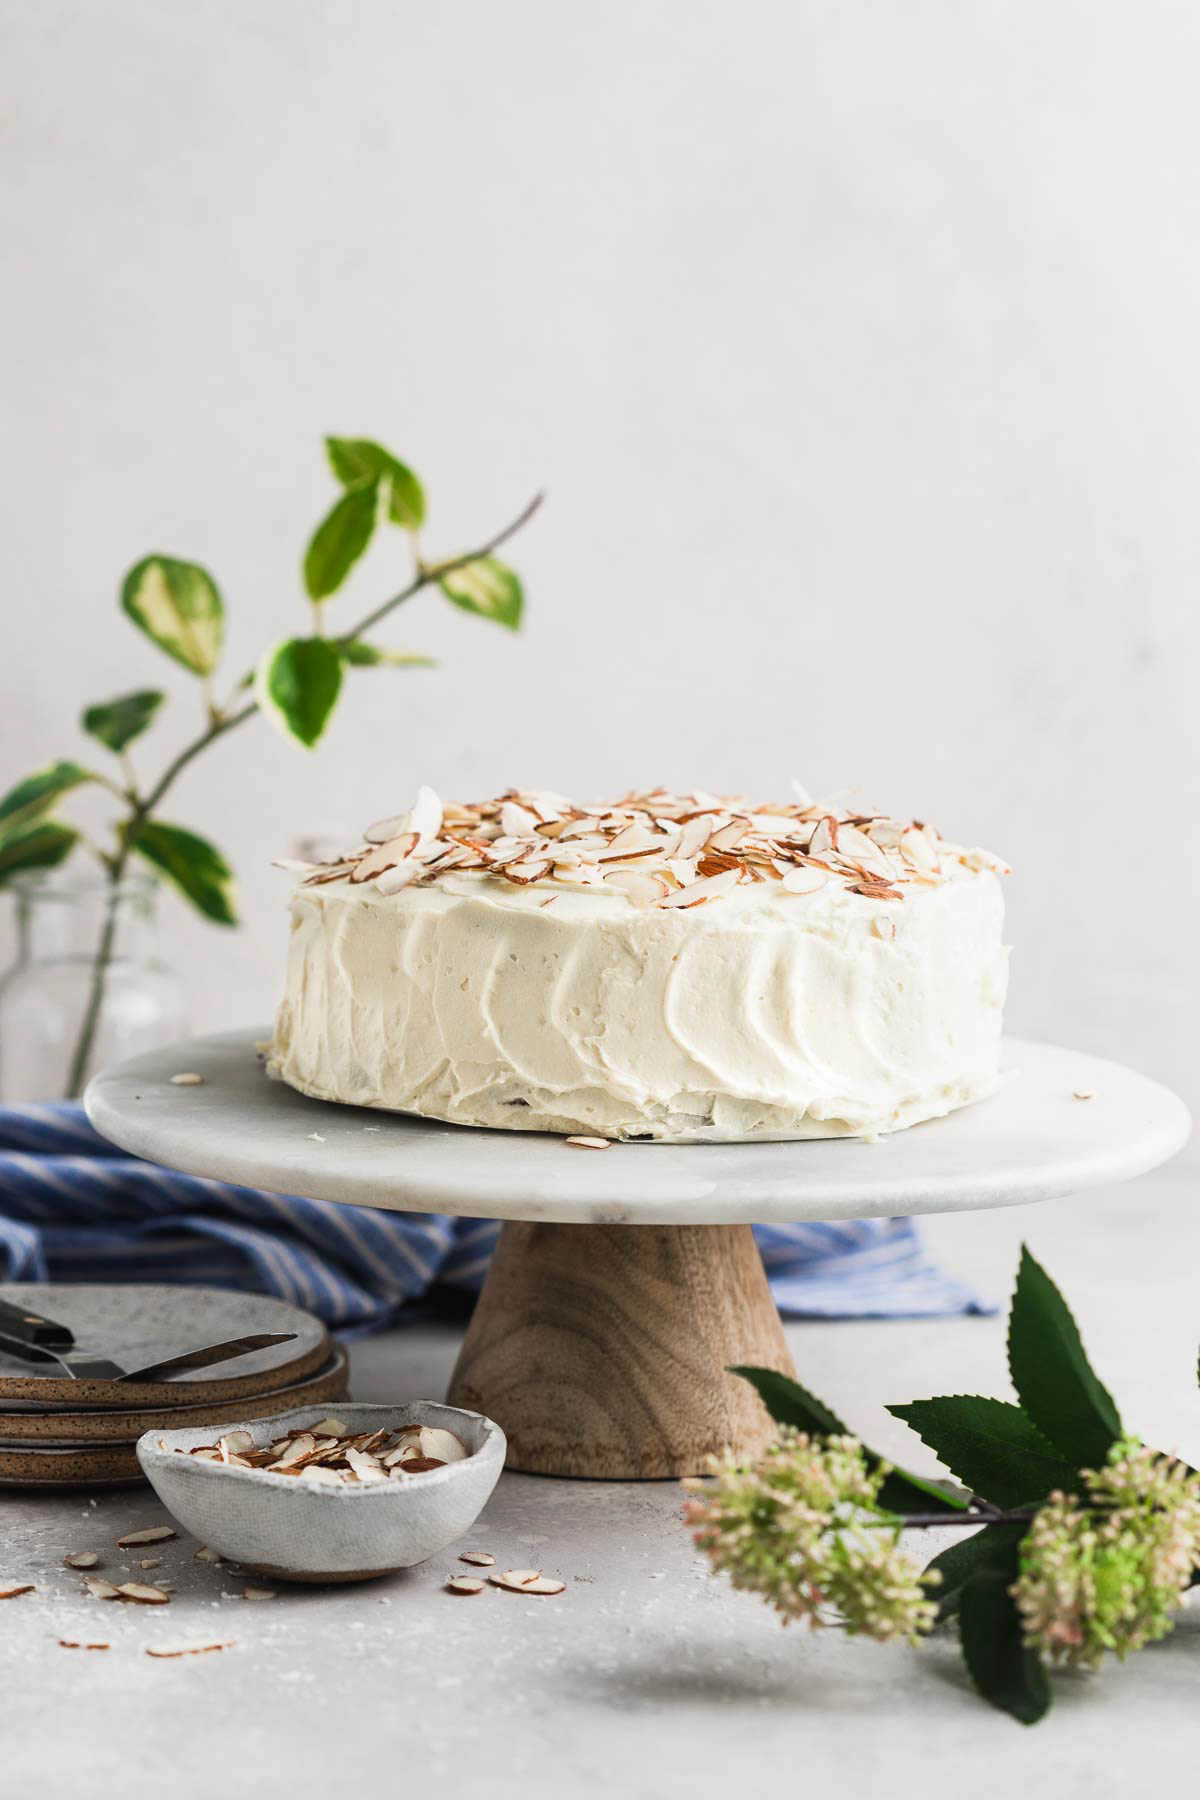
[117,1583,170,1605]
[446,1576,486,1596]
[657,869,742,909]
[489,1569,565,1595]
[194,1547,222,1563]
[170,1073,204,1086]
[117,1526,176,1548]
[146,1641,235,1659]
[84,1576,121,1600]
[458,1551,495,1567]
[139,1558,162,1570]
[241,1587,277,1601]
[375,859,421,897]
[64,1551,100,1570]
[1073,1089,1095,1101]
[565,1135,611,1149]
[0,1581,34,1599]
[59,1640,109,1651]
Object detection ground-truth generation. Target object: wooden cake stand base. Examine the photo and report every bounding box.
[87,1031,1190,1483]
[447,1221,794,1478]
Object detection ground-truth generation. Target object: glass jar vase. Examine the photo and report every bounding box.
[0,872,186,1102]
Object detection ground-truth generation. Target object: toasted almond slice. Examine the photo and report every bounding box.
[417,1426,468,1463]
[603,870,669,907]
[779,865,827,897]
[899,827,938,874]
[490,1568,564,1594]
[194,1547,222,1562]
[64,1551,100,1570]
[500,800,540,837]
[656,868,741,909]
[300,1464,345,1485]
[274,1434,315,1467]
[306,1418,348,1438]
[117,1526,176,1548]
[84,1576,121,1600]
[675,816,714,860]
[116,1582,170,1604]
[364,812,410,844]
[189,1447,221,1461]
[392,1456,446,1474]
[808,815,839,858]
[0,1581,34,1599]
[169,1072,205,1086]
[241,1587,276,1601]
[375,858,420,897]
[458,1551,495,1567]
[410,785,443,845]
[707,819,750,853]
[565,1135,611,1149]
[146,1641,235,1659]
[346,1448,387,1483]
[1073,1089,1095,1101]
[351,833,418,883]
[218,1431,255,1460]
[58,1639,110,1650]
[446,1576,485,1595]
[139,1558,162,1570]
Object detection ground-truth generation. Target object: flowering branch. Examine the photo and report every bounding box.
[688,1246,1200,1725]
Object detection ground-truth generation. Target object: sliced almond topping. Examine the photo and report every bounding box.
[84,1576,121,1600]
[139,1558,162,1570]
[656,868,742,909]
[194,1547,222,1562]
[446,1576,486,1595]
[306,1418,349,1438]
[241,1587,277,1601]
[117,1526,176,1548]
[218,1431,255,1460]
[602,870,669,907]
[375,859,421,897]
[300,1464,345,1485]
[779,866,827,897]
[350,832,417,883]
[64,1551,100,1570]
[273,1434,315,1467]
[0,1581,34,1599]
[458,1551,495,1567]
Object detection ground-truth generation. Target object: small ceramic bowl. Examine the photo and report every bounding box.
[136,1401,506,1582]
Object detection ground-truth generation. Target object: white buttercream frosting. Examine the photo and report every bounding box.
[270,787,1010,1142]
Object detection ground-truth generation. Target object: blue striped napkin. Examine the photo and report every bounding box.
[0,1105,988,1329]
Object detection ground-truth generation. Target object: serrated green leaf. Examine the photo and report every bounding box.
[1008,1245,1121,1469]
[339,641,436,669]
[121,556,224,676]
[0,761,92,836]
[959,1550,1051,1725]
[731,1366,968,1514]
[0,820,79,883]
[82,690,165,754]
[256,637,343,749]
[888,1397,1079,1509]
[304,481,379,600]
[324,437,425,530]
[925,1520,1029,1624]
[131,820,236,925]
[440,556,523,630]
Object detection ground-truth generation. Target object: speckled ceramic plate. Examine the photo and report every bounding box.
[0,1284,331,1407]
[0,1346,351,1484]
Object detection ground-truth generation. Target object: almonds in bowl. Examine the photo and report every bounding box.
[136,1403,505,1582]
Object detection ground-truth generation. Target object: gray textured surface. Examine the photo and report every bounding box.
[87,1031,1189,1224]
[2,1164,1199,1794]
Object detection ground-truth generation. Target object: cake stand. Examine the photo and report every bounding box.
[86,1031,1189,1480]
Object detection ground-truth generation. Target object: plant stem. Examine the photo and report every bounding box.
[886,1509,1034,1530]
[60,491,544,1097]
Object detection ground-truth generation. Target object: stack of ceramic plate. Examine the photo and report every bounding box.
[0,1284,349,1486]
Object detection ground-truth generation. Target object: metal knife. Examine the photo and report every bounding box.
[0,1298,296,1383]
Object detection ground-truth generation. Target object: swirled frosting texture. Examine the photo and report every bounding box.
[271,857,1009,1141]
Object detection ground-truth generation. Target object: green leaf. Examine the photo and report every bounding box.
[925,1520,1029,1624]
[887,1397,1079,1509]
[0,761,92,836]
[304,482,380,600]
[959,1547,1051,1725]
[131,820,237,925]
[82,690,165,754]
[439,556,523,630]
[339,642,436,669]
[325,438,425,529]
[1008,1245,1122,1470]
[121,556,224,676]
[731,1366,968,1514]
[0,820,79,883]
[256,637,344,748]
